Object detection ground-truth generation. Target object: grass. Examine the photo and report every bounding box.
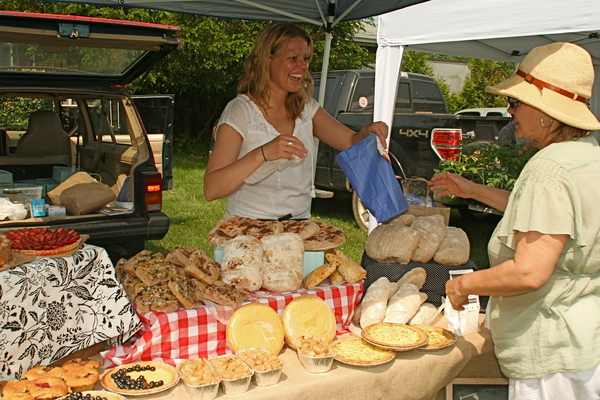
[148,152,500,269]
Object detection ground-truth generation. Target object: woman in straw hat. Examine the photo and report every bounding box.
[204,22,387,220]
[430,42,600,399]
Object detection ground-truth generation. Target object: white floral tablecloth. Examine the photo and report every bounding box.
[0,244,142,380]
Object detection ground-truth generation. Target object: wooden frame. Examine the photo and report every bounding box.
[445,378,509,400]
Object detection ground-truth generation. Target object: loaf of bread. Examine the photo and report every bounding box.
[433,227,470,265]
[408,302,438,325]
[220,235,263,291]
[360,277,395,329]
[325,249,366,283]
[365,224,421,264]
[411,215,447,263]
[388,214,416,226]
[383,283,427,324]
[396,267,427,290]
[260,233,304,292]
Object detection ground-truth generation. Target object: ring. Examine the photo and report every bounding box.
[287,141,293,147]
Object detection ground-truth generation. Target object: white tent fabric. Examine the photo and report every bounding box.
[375,0,600,137]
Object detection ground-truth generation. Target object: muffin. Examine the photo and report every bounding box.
[61,358,101,371]
[28,377,68,400]
[63,368,100,392]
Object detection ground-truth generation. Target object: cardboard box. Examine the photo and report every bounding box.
[405,203,451,225]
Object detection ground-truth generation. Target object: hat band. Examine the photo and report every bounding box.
[516,69,587,103]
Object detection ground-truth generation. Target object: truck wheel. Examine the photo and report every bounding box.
[352,191,369,231]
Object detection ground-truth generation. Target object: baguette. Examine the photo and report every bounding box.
[383,283,427,324]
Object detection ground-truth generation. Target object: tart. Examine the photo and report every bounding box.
[331,337,395,366]
[2,393,35,400]
[61,358,101,371]
[361,322,428,351]
[6,228,82,257]
[23,366,66,381]
[2,380,31,395]
[412,325,456,350]
[100,361,178,395]
[63,367,99,392]
[61,390,126,400]
[28,377,68,400]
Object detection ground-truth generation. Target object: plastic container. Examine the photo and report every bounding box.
[0,183,43,212]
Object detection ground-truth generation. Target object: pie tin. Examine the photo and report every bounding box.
[100,361,180,396]
[208,355,253,395]
[176,361,221,400]
[296,350,335,374]
[235,348,283,387]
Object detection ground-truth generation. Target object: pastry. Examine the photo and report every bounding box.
[61,358,101,371]
[177,358,220,386]
[302,263,337,289]
[168,268,199,309]
[325,248,366,283]
[28,377,68,400]
[63,367,99,392]
[183,249,220,284]
[2,380,30,395]
[101,361,178,395]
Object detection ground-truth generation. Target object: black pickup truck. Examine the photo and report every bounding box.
[312,69,511,230]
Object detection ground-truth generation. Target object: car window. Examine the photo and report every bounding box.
[86,99,131,144]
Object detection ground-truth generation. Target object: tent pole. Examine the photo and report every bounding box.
[318,31,333,106]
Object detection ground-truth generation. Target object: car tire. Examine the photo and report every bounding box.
[351,190,369,231]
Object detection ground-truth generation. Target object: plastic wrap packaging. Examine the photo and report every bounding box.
[444,269,480,336]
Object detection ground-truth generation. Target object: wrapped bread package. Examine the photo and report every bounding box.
[260,233,304,292]
[221,235,263,291]
[359,277,395,329]
[410,214,447,263]
[365,224,421,264]
[434,227,470,266]
[383,283,427,324]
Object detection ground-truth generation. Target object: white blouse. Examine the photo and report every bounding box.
[216,94,320,220]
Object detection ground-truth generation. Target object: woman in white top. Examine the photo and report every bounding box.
[204,22,387,220]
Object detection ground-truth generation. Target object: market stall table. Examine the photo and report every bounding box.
[0,244,142,380]
[94,314,504,400]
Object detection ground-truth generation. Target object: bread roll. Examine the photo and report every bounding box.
[261,233,304,292]
[221,235,263,291]
[360,277,394,329]
[433,227,470,265]
[325,249,366,283]
[383,283,427,324]
[411,215,447,263]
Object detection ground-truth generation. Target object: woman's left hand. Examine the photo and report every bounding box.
[446,277,470,311]
[358,121,388,149]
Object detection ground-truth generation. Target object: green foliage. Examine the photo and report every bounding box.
[435,142,537,191]
[0,97,50,127]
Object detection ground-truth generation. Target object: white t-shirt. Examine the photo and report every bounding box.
[216,94,320,220]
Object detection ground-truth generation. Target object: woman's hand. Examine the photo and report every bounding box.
[357,121,388,149]
[261,135,308,161]
[428,172,476,199]
[445,277,470,311]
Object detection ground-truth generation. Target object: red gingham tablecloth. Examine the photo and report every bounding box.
[102,282,363,367]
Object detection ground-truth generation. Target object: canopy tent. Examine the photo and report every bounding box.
[42,0,427,104]
[374,0,600,138]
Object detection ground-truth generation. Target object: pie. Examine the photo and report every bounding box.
[361,322,428,350]
[331,337,395,366]
[5,228,82,257]
[412,325,456,350]
[207,215,283,247]
[303,220,347,251]
[194,279,248,308]
[101,361,179,395]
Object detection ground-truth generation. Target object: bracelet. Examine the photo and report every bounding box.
[260,145,267,161]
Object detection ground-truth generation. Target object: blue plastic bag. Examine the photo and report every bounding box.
[335,134,408,223]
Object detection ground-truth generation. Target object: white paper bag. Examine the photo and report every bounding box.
[444,269,480,336]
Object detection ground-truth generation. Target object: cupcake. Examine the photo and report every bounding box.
[61,358,101,371]
[28,377,68,400]
[63,367,99,392]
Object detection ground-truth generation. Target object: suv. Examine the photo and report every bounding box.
[0,11,180,261]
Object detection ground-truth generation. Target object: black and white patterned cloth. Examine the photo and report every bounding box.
[0,244,142,380]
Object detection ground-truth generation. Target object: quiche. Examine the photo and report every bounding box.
[101,361,179,395]
[331,337,395,366]
[361,322,428,351]
[412,325,456,350]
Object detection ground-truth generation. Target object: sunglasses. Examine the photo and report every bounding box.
[504,96,521,109]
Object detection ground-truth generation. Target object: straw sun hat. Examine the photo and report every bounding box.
[486,42,600,131]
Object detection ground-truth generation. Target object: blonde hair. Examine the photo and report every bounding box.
[546,121,589,145]
[237,22,314,120]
